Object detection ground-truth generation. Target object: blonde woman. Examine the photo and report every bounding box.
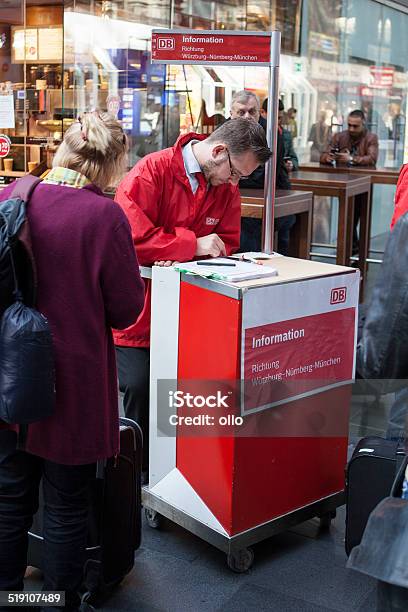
[0,111,144,610]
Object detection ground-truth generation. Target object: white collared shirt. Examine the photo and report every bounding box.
[181,140,203,194]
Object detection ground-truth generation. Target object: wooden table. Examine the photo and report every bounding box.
[299,162,400,185]
[240,189,313,259]
[290,171,371,298]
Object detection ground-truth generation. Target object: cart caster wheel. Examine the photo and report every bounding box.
[227,547,254,573]
[319,510,336,529]
[145,508,163,529]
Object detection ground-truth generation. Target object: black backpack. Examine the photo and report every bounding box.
[0,175,55,425]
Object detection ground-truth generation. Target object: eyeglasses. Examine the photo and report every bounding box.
[226,149,250,181]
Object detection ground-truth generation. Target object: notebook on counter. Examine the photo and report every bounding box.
[173,258,278,283]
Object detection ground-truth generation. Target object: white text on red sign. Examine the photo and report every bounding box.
[151,31,272,66]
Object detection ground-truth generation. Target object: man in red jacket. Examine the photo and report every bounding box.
[114,118,271,479]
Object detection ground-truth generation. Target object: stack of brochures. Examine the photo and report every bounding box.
[173,258,278,283]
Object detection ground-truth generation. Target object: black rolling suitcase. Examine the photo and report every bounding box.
[345,436,405,556]
[28,417,142,603]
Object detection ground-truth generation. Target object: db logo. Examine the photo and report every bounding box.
[330,287,347,304]
[0,134,11,158]
[157,37,175,50]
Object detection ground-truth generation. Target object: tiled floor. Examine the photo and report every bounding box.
[102,502,378,611]
[27,505,377,612]
[24,387,395,612]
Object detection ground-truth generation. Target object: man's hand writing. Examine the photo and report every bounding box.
[195,234,226,258]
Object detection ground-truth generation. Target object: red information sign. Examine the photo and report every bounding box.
[243,308,355,413]
[0,134,11,158]
[151,29,272,66]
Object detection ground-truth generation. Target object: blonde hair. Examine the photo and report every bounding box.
[52,111,128,190]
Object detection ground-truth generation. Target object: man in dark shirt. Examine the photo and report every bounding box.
[230,91,296,254]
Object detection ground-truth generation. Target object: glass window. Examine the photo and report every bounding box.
[63,1,167,168]
[301,0,408,169]
[0,1,63,187]
[274,0,302,54]
[298,0,408,261]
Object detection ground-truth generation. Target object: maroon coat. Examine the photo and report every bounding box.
[0,182,144,465]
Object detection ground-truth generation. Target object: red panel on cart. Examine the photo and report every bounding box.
[176,280,351,537]
[231,386,350,534]
[177,282,241,533]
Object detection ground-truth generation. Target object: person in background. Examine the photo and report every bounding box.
[237,92,297,254]
[286,107,298,139]
[308,110,332,162]
[320,109,378,167]
[361,99,387,139]
[387,102,405,142]
[261,99,299,173]
[114,118,272,482]
[234,90,296,255]
[308,110,332,242]
[0,111,144,611]
[320,109,379,251]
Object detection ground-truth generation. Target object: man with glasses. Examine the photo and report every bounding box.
[230,91,297,255]
[113,118,271,481]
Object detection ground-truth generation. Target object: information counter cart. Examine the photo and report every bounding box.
[142,257,359,571]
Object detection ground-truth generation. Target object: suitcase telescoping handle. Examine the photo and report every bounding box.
[95,417,143,480]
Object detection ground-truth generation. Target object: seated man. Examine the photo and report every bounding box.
[113,118,272,480]
[320,109,379,252]
[230,91,297,255]
[320,109,378,167]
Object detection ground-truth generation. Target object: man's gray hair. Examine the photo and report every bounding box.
[231,90,260,109]
[207,117,272,165]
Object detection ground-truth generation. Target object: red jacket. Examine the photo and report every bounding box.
[113,132,241,347]
[390,164,408,230]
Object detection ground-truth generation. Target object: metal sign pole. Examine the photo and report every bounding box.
[262,31,281,254]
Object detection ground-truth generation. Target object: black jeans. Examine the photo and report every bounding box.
[116,346,150,473]
[240,215,296,256]
[352,194,362,253]
[0,438,95,611]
